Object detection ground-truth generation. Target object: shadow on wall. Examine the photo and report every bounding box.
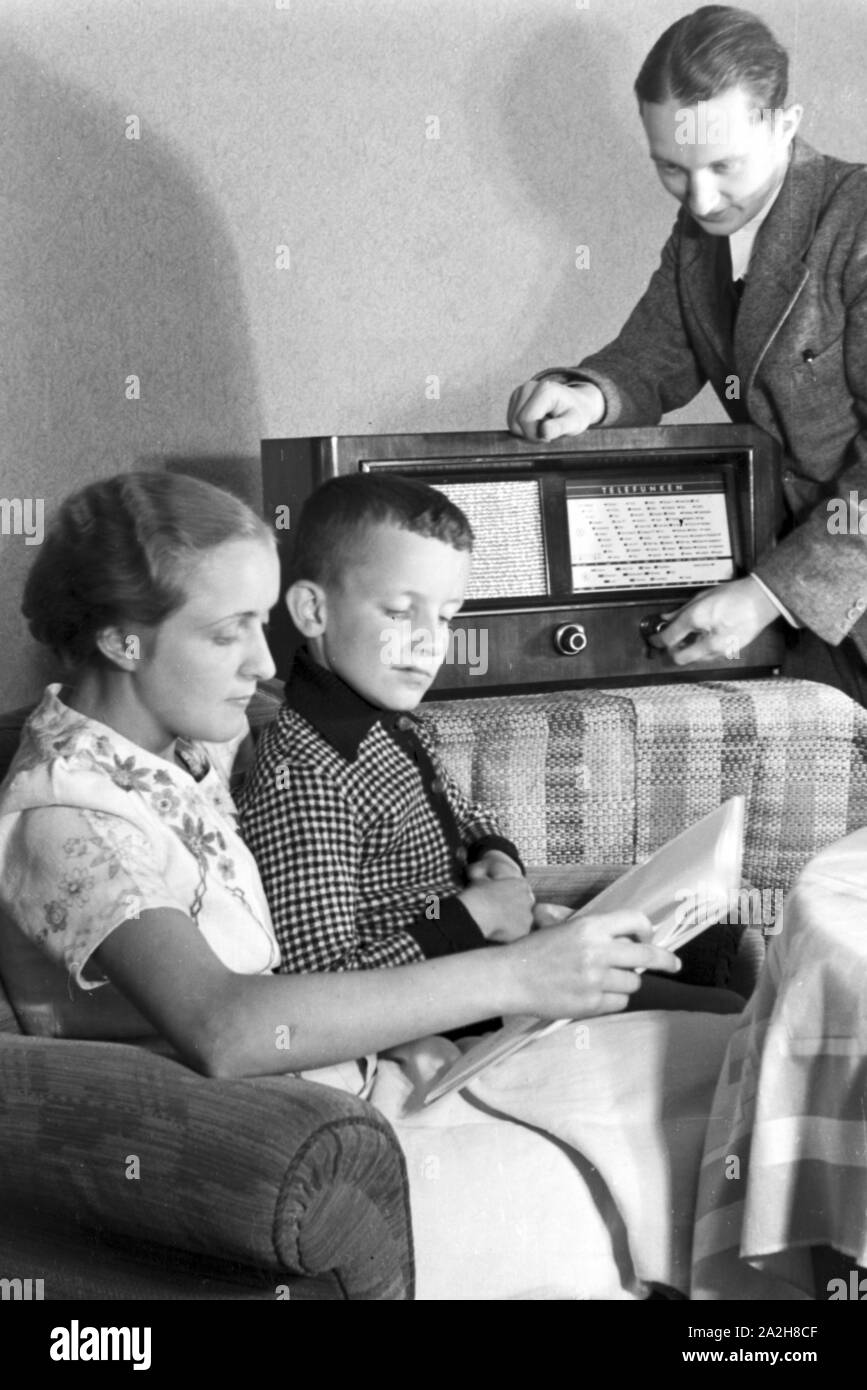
[0,41,261,705]
[488,9,641,356]
[376,11,656,437]
[484,10,727,434]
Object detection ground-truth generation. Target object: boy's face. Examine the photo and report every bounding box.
[310,524,471,710]
[640,84,801,236]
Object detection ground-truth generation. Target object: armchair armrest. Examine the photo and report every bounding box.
[0,1035,413,1300]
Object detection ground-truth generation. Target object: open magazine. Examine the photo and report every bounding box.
[423,796,745,1105]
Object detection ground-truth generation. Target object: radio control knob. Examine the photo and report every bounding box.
[553,623,588,656]
[639,614,669,641]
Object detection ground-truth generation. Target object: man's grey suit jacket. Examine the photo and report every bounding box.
[546,138,867,660]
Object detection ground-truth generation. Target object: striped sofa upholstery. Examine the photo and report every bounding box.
[419,678,867,896]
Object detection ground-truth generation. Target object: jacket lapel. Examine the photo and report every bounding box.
[735,140,827,393]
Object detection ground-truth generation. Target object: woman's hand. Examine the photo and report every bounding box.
[500,909,681,1020]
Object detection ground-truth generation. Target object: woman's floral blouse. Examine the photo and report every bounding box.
[0,686,279,988]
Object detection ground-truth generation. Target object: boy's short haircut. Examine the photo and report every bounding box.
[634,5,789,113]
[289,472,474,589]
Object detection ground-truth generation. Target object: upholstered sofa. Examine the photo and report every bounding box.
[2,676,866,1300]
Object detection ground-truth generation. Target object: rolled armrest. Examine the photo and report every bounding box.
[0,1036,413,1299]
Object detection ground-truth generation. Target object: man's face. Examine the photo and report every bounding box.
[640,84,801,235]
[310,524,471,711]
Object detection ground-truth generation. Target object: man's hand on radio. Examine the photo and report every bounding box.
[459,877,536,942]
[652,577,780,665]
[507,378,606,441]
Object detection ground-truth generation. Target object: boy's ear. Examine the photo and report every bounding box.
[286,580,327,637]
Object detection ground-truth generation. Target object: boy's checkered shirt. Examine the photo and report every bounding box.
[238,648,522,973]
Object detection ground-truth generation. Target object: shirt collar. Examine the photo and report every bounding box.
[728,167,786,281]
[284,646,417,762]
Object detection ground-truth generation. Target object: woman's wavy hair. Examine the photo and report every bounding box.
[23,471,274,667]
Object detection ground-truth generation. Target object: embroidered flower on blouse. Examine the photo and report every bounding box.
[174,813,220,860]
[100,754,153,794]
[43,900,68,932]
[51,734,81,757]
[151,789,181,818]
[59,866,96,904]
[216,855,235,882]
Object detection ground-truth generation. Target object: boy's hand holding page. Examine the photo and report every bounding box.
[424,797,745,1104]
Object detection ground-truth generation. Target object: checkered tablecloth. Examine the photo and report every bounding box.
[691,828,867,1300]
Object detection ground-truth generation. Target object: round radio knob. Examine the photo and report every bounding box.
[553,623,588,656]
[639,614,669,642]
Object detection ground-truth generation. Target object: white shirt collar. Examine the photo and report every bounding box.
[729,177,785,281]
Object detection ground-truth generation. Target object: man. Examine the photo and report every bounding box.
[508,5,867,702]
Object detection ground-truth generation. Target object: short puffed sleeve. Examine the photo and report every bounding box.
[0,804,191,989]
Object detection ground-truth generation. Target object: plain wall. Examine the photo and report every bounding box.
[1,0,865,706]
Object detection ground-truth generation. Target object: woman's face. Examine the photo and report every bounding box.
[129,536,280,753]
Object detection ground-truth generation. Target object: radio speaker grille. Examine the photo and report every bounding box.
[433,480,547,599]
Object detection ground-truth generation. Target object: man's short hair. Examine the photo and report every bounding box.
[289,472,474,588]
[634,5,789,112]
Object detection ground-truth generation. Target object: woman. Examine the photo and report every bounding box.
[0,471,739,1299]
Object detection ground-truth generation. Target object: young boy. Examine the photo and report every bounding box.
[239,473,536,974]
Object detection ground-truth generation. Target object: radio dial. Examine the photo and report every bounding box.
[553,623,588,656]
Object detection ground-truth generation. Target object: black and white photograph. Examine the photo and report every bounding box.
[0,0,865,1348]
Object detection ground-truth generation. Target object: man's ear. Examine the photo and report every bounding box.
[777,101,803,146]
[286,580,327,637]
[93,626,144,671]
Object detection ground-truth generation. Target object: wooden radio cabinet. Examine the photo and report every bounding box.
[261,425,785,697]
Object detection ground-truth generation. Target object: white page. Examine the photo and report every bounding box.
[424,797,745,1105]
